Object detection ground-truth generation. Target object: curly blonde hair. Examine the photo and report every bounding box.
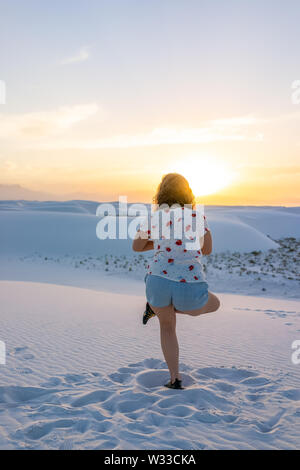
[153,173,195,208]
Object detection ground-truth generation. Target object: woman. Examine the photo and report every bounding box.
[132,173,220,389]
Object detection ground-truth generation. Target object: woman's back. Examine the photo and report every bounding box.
[140,206,207,283]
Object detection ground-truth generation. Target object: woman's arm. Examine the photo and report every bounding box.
[201,230,212,255]
[201,215,212,255]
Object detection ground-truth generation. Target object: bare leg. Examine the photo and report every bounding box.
[175,291,220,316]
[149,304,180,382]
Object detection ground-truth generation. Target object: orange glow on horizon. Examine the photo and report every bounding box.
[166,155,237,197]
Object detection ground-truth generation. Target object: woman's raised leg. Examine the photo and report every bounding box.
[176,292,220,317]
[149,304,180,383]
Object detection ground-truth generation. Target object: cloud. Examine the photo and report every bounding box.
[34,115,264,150]
[82,126,262,148]
[0,103,99,139]
[4,111,298,150]
[60,46,91,65]
[210,112,300,129]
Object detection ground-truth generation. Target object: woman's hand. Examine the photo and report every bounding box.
[132,232,154,252]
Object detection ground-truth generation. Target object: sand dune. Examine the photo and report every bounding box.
[3,201,299,256]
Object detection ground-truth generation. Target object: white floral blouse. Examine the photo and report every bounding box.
[138,206,210,283]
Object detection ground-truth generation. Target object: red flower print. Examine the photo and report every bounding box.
[163,270,168,275]
[192,213,196,217]
[166,221,172,227]
[168,258,174,263]
[154,260,158,262]
[194,276,199,280]
[197,250,201,254]
[147,230,151,235]
[180,279,186,283]
[175,240,182,246]
[185,225,191,232]
[203,215,206,219]
[183,249,187,253]
[189,265,194,271]
[205,228,209,232]
[157,245,160,249]
[166,247,171,252]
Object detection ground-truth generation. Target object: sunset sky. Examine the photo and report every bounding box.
[1,0,300,205]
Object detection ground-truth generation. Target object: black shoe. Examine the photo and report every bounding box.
[143,302,156,325]
[164,378,184,390]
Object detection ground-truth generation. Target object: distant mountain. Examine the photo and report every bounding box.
[0,184,55,201]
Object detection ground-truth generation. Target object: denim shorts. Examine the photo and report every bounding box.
[145,274,209,312]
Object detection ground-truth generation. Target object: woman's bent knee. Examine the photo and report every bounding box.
[183,293,220,316]
[209,295,220,313]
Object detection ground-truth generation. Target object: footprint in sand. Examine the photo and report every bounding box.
[21,418,79,440]
[117,394,157,414]
[10,346,35,361]
[4,359,297,449]
[233,307,300,320]
[15,367,33,375]
[281,389,300,401]
[135,369,195,389]
[195,366,257,382]
[41,377,63,388]
[71,389,111,408]
[255,409,286,434]
[0,385,58,404]
[64,373,87,384]
[108,371,132,384]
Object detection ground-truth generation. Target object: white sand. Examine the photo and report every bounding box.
[0,202,299,449]
[0,281,299,450]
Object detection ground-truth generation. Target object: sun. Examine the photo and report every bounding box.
[168,156,236,197]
